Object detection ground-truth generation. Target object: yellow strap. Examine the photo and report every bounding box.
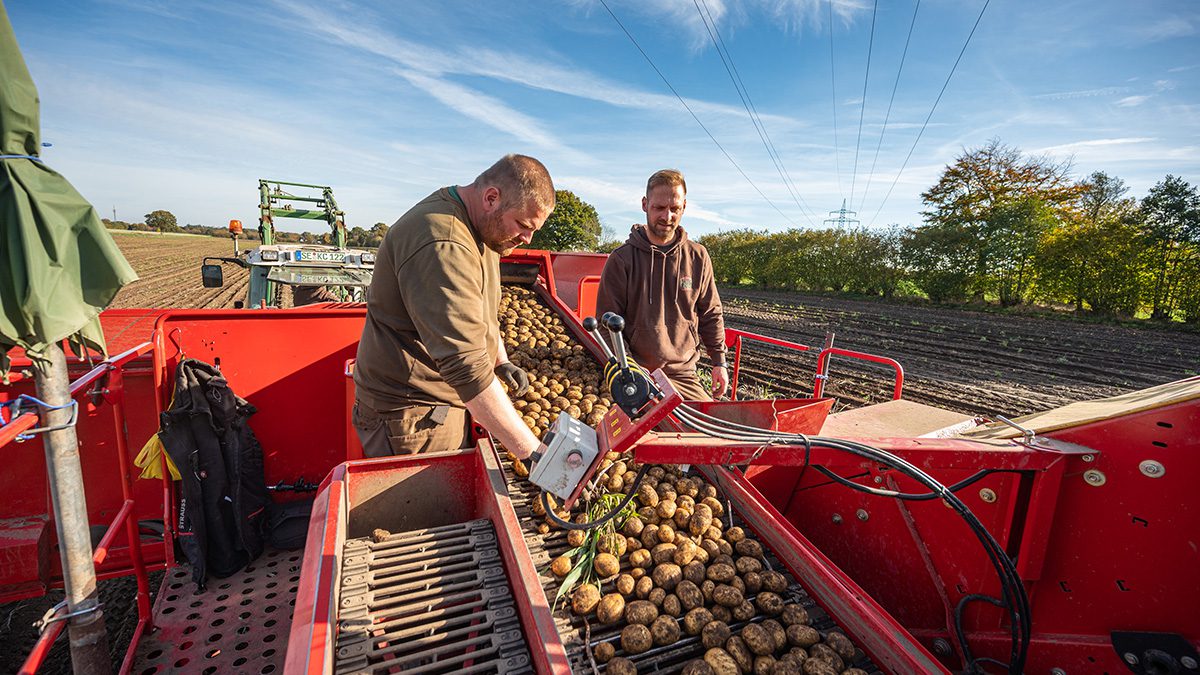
[134,434,180,481]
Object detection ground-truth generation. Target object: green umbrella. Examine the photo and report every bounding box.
[0,3,137,377]
[1,3,135,672]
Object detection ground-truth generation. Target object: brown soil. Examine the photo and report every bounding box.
[720,288,1200,417]
[107,231,248,309]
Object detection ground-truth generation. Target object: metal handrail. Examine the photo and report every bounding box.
[10,341,157,675]
[813,347,904,400]
[725,328,814,401]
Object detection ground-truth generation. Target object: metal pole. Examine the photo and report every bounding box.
[32,342,112,675]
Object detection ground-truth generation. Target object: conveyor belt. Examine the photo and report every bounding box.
[334,519,534,675]
[500,463,883,674]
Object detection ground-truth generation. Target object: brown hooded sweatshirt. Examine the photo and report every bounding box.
[595,224,726,378]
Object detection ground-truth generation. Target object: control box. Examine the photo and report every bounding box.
[528,413,600,501]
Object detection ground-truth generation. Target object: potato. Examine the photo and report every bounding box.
[631,567,646,580]
[824,632,856,661]
[648,466,666,479]
[629,549,653,570]
[609,656,639,675]
[701,496,724,516]
[772,654,804,675]
[651,543,678,565]
[662,593,682,617]
[674,538,699,566]
[683,607,715,635]
[702,620,731,649]
[781,604,810,627]
[733,600,757,622]
[704,526,724,542]
[651,615,681,646]
[713,584,744,608]
[761,571,788,594]
[597,593,626,624]
[652,563,683,591]
[678,494,696,510]
[626,536,642,553]
[568,529,587,547]
[633,483,657,507]
[735,539,764,558]
[735,557,763,575]
[595,553,620,578]
[550,555,573,578]
[707,563,736,583]
[623,516,646,537]
[648,587,667,607]
[607,475,625,492]
[673,508,693,530]
[701,580,716,603]
[635,575,654,599]
[593,641,615,664]
[717,540,734,556]
[786,624,820,648]
[742,623,775,656]
[641,525,661,549]
[700,539,721,559]
[756,591,785,616]
[710,604,733,623]
[572,584,600,615]
[800,662,836,675]
[537,523,551,535]
[689,504,714,536]
[676,580,705,611]
[625,599,658,626]
[714,554,735,568]
[599,533,627,557]
[843,669,869,675]
[657,523,676,544]
[656,500,677,519]
[512,459,529,478]
[753,656,776,675]
[692,543,711,565]
[762,619,787,652]
[684,561,707,585]
[807,643,843,672]
[681,659,716,675]
[704,648,740,675]
[621,624,653,655]
[726,636,754,674]
[729,576,746,595]
[724,526,745,543]
[742,571,763,594]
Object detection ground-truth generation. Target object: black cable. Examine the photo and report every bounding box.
[867,0,991,227]
[810,466,1022,501]
[848,0,879,208]
[857,0,921,213]
[541,466,650,531]
[596,0,800,228]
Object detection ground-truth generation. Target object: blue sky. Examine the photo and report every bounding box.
[8,0,1199,238]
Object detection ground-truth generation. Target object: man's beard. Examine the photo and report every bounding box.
[481,210,522,255]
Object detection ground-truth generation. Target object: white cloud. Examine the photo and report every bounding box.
[1033,86,1129,100]
[1036,137,1157,154]
[1135,16,1195,41]
[1116,95,1150,107]
[1167,64,1199,73]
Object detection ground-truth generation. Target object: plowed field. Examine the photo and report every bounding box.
[721,288,1200,417]
[108,231,248,308]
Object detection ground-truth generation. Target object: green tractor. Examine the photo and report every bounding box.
[201,179,375,308]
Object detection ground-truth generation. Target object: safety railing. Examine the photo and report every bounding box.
[725,328,904,402]
[10,341,156,675]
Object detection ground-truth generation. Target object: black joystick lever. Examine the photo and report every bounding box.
[602,312,631,368]
[598,312,655,417]
[583,316,616,361]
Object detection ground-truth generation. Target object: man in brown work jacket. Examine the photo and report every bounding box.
[352,154,554,458]
[596,169,728,401]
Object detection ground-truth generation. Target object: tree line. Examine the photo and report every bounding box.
[699,139,1200,323]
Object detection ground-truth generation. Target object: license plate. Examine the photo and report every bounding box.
[295,250,345,263]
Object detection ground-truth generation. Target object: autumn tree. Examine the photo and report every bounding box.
[530,189,601,251]
[918,139,1082,303]
[144,209,179,233]
[1140,175,1200,320]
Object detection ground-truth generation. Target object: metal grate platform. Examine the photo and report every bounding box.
[132,547,302,675]
[334,519,534,675]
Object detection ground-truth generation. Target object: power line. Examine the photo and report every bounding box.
[693,0,819,227]
[828,0,844,200]
[596,0,800,227]
[857,0,921,213]
[867,0,991,227]
[848,0,879,209]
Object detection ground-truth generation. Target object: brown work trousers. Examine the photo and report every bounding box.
[352,399,469,457]
[668,372,712,402]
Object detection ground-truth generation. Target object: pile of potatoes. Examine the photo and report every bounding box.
[499,286,614,439]
[555,465,868,675]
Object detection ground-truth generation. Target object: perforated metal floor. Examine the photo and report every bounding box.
[132,548,302,675]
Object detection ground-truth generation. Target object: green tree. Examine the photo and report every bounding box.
[699,228,768,285]
[1140,175,1200,320]
[919,138,1081,302]
[531,189,601,251]
[145,209,179,233]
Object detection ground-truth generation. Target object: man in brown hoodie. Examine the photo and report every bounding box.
[596,169,728,401]
[352,155,555,458]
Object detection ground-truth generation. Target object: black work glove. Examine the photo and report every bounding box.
[495,362,530,397]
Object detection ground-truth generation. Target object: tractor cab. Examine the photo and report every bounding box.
[201,179,376,307]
